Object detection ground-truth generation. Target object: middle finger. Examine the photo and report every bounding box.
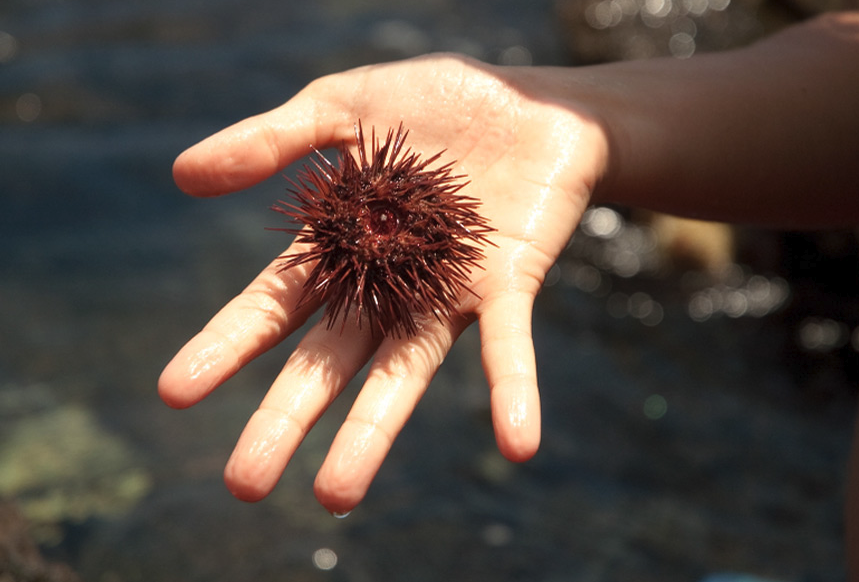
[224,314,381,501]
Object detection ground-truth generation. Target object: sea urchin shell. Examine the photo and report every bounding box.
[271,121,494,338]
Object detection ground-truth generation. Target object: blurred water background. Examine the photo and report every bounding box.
[1,0,857,580]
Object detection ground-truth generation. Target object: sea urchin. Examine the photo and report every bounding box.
[271,121,494,338]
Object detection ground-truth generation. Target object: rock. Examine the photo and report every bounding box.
[0,403,151,538]
[0,499,81,582]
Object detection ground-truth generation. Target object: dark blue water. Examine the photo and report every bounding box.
[1,1,854,581]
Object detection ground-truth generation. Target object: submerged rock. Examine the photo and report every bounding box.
[0,500,81,582]
[0,403,151,541]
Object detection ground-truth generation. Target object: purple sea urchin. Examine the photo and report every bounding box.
[272,121,494,338]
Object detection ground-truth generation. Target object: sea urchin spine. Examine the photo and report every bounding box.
[271,121,494,338]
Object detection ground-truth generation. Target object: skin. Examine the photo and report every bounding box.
[159,9,859,568]
[160,56,607,512]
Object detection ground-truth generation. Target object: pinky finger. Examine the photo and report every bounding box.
[478,290,542,462]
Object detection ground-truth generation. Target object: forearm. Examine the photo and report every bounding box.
[585,12,859,228]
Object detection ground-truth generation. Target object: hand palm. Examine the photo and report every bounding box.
[159,54,607,513]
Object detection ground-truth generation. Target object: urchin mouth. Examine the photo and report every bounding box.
[362,200,404,239]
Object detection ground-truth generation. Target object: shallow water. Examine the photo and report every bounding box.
[1,1,855,581]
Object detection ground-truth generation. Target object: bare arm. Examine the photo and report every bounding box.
[589,11,859,227]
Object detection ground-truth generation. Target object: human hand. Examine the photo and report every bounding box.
[158,54,610,514]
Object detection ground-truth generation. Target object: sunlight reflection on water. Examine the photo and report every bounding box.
[312,547,338,570]
[563,206,792,328]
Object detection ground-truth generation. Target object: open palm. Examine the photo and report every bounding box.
[158,54,609,514]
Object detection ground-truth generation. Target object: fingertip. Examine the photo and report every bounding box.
[496,424,541,463]
[490,376,542,463]
[224,460,275,503]
[493,383,541,463]
[313,480,362,516]
[171,147,205,196]
[224,409,303,502]
[313,463,368,516]
[157,358,200,409]
[225,464,274,503]
[172,133,252,197]
[313,420,388,514]
[157,336,233,408]
[313,454,364,514]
